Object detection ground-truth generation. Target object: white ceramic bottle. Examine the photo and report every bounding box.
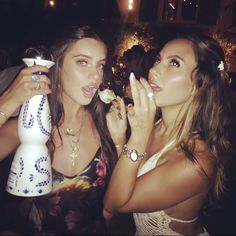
[6,53,55,197]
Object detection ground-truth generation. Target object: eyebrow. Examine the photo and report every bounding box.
[74,54,106,62]
[157,53,184,62]
[167,55,185,62]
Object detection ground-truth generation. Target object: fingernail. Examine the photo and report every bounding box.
[34,71,49,76]
[129,72,135,81]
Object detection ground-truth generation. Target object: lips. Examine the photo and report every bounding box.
[149,81,162,92]
[81,84,98,98]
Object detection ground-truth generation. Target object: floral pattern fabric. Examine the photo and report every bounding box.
[20,148,110,235]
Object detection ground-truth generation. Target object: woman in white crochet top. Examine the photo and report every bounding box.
[104,32,233,235]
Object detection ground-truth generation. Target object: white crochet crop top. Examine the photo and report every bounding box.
[133,140,209,236]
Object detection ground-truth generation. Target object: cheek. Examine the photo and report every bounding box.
[167,74,192,93]
[61,68,83,95]
[160,76,193,104]
[98,71,104,83]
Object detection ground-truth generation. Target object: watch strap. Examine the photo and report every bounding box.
[122,144,147,162]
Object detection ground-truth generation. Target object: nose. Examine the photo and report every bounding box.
[89,66,101,81]
[149,64,161,81]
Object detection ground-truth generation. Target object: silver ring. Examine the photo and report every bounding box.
[118,112,123,120]
[127,105,135,116]
[147,92,154,99]
[31,75,40,81]
[128,109,135,116]
[35,82,41,90]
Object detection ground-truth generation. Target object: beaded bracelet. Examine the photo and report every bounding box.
[122,144,147,162]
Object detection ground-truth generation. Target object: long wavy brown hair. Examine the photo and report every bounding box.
[156,32,233,205]
[47,25,117,176]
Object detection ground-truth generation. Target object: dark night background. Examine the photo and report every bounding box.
[0,0,236,235]
[0,0,231,66]
[0,0,122,66]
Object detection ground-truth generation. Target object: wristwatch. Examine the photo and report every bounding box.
[122,144,146,162]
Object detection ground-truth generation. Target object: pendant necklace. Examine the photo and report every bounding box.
[64,110,84,166]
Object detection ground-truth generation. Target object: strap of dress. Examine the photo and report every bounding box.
[168,213,198,223]
[156,139,175,159]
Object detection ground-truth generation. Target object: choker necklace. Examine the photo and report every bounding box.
[64,111,84,166]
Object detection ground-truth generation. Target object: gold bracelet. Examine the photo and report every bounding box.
[0,111,8,121]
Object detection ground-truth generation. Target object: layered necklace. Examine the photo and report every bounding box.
[64,110,84,166]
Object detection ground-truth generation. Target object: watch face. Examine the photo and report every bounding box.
[130,150,138,162]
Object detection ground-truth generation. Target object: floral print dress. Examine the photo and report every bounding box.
[20,147,110,235]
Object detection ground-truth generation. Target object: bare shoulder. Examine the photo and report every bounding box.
[192,139,216,178]
[160,139,216,191]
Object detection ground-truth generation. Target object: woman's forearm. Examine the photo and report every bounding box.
[104,138,147,213]
[0,91,21,127]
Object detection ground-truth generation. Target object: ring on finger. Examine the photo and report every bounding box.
[118,112,123,120]
[128,109,135,116]
[127,106,135,116]
[31,75,40,82]
[147,92,154,99]
[35,82,41,90]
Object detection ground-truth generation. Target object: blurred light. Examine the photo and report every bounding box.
[128,0,133,11]
[169,3,175,9]
[212,32,236,69]
[72,1,78,6]
[49,0,55,7]
[45,0,56,8]
[117,33,153,59]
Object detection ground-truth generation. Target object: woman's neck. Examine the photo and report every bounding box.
[160,105,183,136]
[62,93,84,122]
[64,106,84,123]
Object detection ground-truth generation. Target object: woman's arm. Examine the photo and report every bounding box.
[104,73,156,213]
[106,96,127,157]
[104,74,214,217]
[105,127,215,217]
[0,118,19,161]
[0,64,51,160]
[0,64,51,126]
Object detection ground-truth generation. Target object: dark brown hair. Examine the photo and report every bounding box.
[162,32,233,203]
[47,25,117,175]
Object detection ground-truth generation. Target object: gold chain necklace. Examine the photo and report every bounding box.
[64,111,84,166]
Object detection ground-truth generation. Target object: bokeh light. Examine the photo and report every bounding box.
[212,31,236,70]
[114,23,156,59]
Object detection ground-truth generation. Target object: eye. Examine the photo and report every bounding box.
[154,55,160,65]
[98,63,105,71]
[169,58,180,67]
[77,59,88,66]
